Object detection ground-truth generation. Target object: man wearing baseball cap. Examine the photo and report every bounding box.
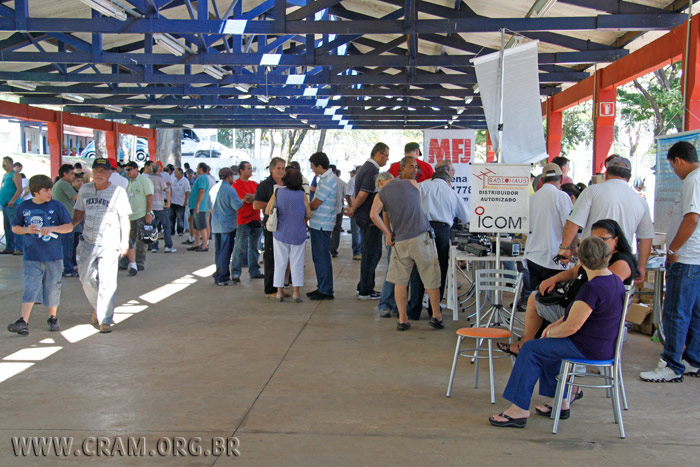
[387,142,434,183]
[557,154,653,281]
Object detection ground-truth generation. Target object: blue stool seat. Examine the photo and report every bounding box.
[565,357,613,366]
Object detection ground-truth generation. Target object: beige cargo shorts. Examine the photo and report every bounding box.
[387,231,441,289]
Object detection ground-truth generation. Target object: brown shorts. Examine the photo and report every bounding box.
[387,231,441,289]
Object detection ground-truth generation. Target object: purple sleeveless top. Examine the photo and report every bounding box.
[273,187,307,245]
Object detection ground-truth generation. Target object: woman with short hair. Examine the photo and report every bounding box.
[489,236,626,428]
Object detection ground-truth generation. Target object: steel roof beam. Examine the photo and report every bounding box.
[0,15,686,35]
[558,0,669,15]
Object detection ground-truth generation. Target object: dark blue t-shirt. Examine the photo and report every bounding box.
[564,274,625,360]
[12,199,71,262]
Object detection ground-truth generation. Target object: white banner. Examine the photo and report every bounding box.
[655,131,700,232]
[472,41,547,164]
[470,164,531,234]
[423,129,475,208]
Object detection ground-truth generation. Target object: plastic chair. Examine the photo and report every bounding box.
[446,269,523,404]
[550,285,634,438]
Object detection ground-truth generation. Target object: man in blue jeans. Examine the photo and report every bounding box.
[641,141,700,382]
[231,161,264,282]
[347,143,390,299]
[307,152,338,300]
[1,156,22,255]
[52,164,79,276]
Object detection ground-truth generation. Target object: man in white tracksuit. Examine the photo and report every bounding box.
[72,158,131,333]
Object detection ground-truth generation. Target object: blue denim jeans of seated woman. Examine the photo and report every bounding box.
[502,337,585,411]
[662,262,700,374]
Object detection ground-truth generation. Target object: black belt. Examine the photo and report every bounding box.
[429,221,450,227]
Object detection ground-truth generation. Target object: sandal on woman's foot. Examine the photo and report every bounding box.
[276,295,284,302]
[292,296,302,303]
[535,404,570,420]
[396,322,411,331]
[488,412,527,428]
[572,389,583,403]
[428,317,444,329]
[497,342,520,357]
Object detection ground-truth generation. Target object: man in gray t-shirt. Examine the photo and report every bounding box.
[148,164,174,253]
[370,178,444,331]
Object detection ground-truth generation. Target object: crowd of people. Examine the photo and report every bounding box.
[2,140,699,429]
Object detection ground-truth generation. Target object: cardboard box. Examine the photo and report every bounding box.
[626,302,654,336]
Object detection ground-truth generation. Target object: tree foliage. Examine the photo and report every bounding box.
[561,101,593,155]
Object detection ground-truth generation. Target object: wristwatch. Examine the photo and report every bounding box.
[147,211,154,216]
[667,248,676,256]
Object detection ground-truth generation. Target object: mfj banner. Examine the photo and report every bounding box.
[423,129,476,208]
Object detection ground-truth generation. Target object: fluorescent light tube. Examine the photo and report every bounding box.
[61,93,84,102]
[154,33,188,56]
[80,0,127,21]
[7,80,36,91]
[162,119,175,124]
[104,105,123,112]
[202,65,228,80]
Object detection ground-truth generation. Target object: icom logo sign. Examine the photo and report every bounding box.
[474,206,524,230]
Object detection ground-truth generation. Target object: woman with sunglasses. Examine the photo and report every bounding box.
[498,218,638,357]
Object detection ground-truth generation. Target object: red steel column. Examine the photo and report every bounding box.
[485,132,496,162]
[148,136,157,162]
[46,114,63,179]
[684,18,700,130]
[593,71,617,175]
[546,98,562,161]
[105,124,119,160]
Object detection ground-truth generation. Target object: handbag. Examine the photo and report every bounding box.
[535,280,574,306]
[265,188,279,232]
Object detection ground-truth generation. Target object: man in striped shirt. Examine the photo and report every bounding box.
[307,152,339,300]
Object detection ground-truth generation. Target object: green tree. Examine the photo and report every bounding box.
[561,101,593,155]
[217,129,233,148]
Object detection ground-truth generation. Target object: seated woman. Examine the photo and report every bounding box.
[499,219,637,356]
[489,236,626,428]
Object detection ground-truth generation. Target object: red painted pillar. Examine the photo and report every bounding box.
[684,18,700,130]
[593,71,616,175]
[105,125,119,160]
[148,135,157,162]
[486,132,496,162]
[546,98,562,160]
[46,115,63,179]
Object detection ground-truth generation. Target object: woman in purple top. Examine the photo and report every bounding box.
[489,237,625,428]
[265,168,311,302]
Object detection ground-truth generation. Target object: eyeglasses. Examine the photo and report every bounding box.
[125,168,134,172]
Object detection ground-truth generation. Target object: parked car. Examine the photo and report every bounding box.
[182,129,235,159]
[80,137,149,162]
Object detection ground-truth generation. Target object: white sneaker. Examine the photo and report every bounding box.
[681,359,700,377]
[640,359,683,383]
[164,247,177,253]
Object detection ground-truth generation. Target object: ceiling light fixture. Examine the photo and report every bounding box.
[79,0,127,21]
[257,95,270,103]
[202,65,228,80]
[162,119,175,124]
[154,33,189,56]
[234,83,250,93]
[61,93,84,103]
[136,114,151,119]
[104,105,123,112]
[7,80,36,91]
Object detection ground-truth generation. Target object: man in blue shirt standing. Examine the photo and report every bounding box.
[307,152,339,300]
[209,168,242,286]
[1,156,23,255]
[187,162,211,252]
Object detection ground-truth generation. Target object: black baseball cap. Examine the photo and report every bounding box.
[92,158,112,170]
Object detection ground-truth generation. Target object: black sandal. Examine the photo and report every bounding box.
[489,412,527,428]
[497,342,520,357]
[535,404,570,420]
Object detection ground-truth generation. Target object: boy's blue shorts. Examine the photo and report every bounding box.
[22,260,62,307]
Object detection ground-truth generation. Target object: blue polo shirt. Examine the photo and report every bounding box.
[188,175,211,211]
[209,181,242,233]
[12,199,71,261]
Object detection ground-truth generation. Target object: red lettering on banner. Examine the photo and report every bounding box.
[428,138,451,164]
[452,139,463,163]
[462,139,472,163]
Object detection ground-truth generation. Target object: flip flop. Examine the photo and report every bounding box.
[535,404,570,420]
[489,412,527,428]
[497,342,519,357]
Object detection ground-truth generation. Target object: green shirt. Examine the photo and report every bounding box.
[188,175,211,211]
[126,174,154,221]
[52,179,78,217]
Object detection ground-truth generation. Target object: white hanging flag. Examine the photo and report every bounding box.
[472,40,547,164]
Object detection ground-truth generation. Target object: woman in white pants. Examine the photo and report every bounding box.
[265,168,311,302]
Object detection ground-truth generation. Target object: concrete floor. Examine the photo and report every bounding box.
[0,232,698,466]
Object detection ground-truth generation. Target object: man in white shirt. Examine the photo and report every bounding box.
[419,164,470,307]
[169,167,190,236]
[558,155,653,281]
[641,141,700,382]
[523,163,573,290]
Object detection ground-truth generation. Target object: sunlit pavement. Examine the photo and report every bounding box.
[0,232,699,465]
